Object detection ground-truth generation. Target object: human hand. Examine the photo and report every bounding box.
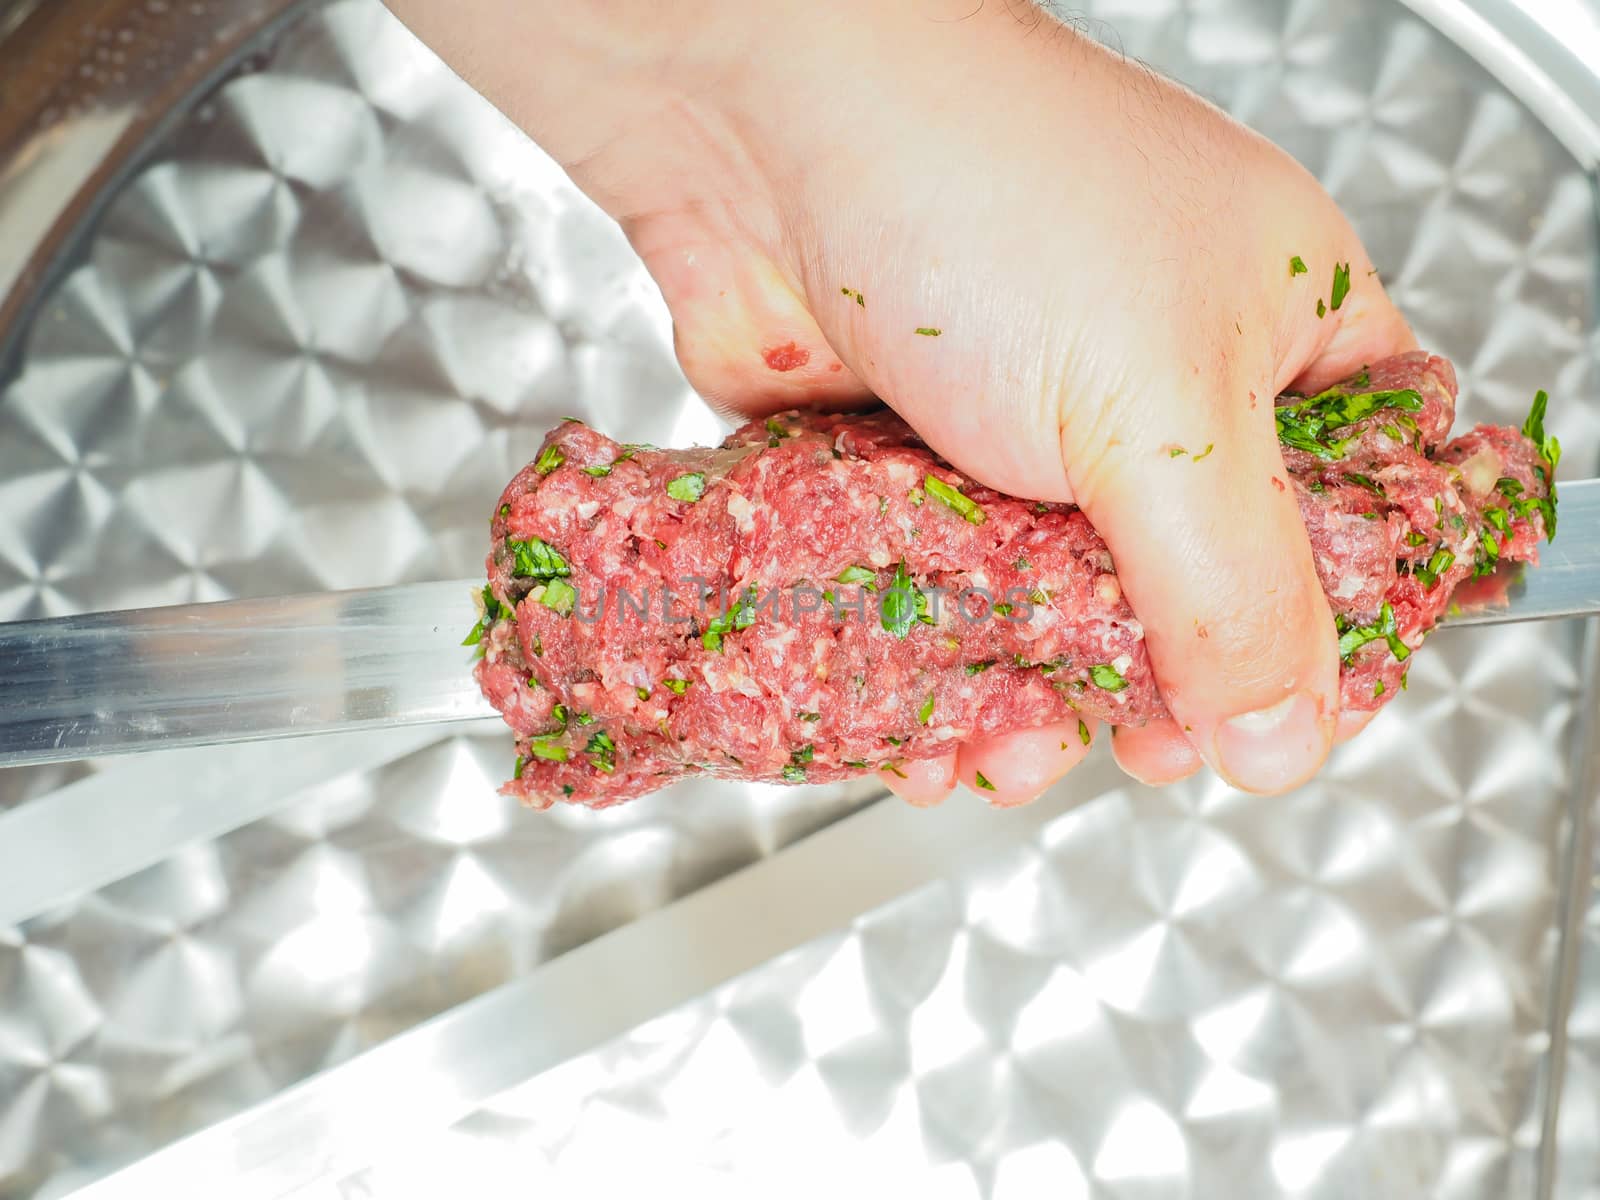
[386,0,1416,802]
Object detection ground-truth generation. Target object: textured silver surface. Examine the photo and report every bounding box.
[0,0,1596,1199]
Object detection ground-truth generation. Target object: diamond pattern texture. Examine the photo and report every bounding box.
[0,0,1597,1197]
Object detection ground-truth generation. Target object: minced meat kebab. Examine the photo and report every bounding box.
[467,351,1558,809]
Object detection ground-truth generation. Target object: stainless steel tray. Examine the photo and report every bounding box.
[0,1,1596,1197]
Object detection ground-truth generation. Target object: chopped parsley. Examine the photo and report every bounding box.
[1335,602,1410,663]
[513,755,526,780]
[526,735,570,763]
[1274,385,1423,460]
[508,535,571,579]
[1169,447,1187,459]
[973,770,996,792]
[1078,719,1091,746]
[1413,548,1455,590]
[535,445,566,475]
[582,465,612,477]
[992,603,1014,617]
[499,504,510,517]
[917,694,935,725]
[1089,664,1128,692]
[636,686,651,701]
[1483,506,1510,535]
[1343,472,1385,497]
[840,286,865,307]
[666,473,706,502]
[1330,261,1351,311]
[880,761,908,779]
[1404,530,1429,547]
[585,730,617,774]
[782,764,808,783]
[765,417,790,441]
[966,660,995,675]
[1289,255,1308,276]
[1317,298,1327,319]
[924,474,985,525]
[914,327,942,337]
[663,678,691,695]
[1193,443,1215,462]
[1374,680,1385,698]
[702,588,757,652]
[800,711,822,722]
[539,578,577,615]
[1014,557,1032,570]
[461,583,510,648]
[1496,477,1524,499]
[836,564,876,586]
[1473,528,1500,579]
[880,561,920,640]
[1519,389,1560,540]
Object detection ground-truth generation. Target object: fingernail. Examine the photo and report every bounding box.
[1213,692,1330,794]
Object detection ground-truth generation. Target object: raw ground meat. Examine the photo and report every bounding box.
[469,351,1556,809]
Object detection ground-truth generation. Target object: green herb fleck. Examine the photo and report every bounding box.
[1317,298,1327,319]
[966,660,995,675]
[582,465,612,477]
[527,735,569,763]
[973,770,996,792]
[498,504,510,518]
[636,686,651,702]
[585,730,617,774]
[841,286,865,307]
[1343,472,1385,497]
[1078,719,1091,746]
[508,536,571,580]
[1335,602,1410,663]
[1474,528,1500,579]
[992,603,1014,617]
[1169,447,1187,459]
[800,711,821,722]
[924,474,985,525]
[1374,680,1385,698]
[539,577,577,616]
[663,678,691,695]
[512,755,526,780]
[666,473,706,502]
[917,694,935,726]
[1289,255,1308,276]
[915,327,942,337]
[1089,664,1128,692]
[1413,548,1455,590]
[1330,261,1351,311]
[836,565,876,586]
[1192,443,1215,462]
[782,764,808,783]
[1405,531,1429,547]
[535,445,566,475]
[702,588,757,652]
[1521,389,1560,540]
[881,561,920,640]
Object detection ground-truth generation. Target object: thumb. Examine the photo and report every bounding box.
[1065,367,1338,795]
